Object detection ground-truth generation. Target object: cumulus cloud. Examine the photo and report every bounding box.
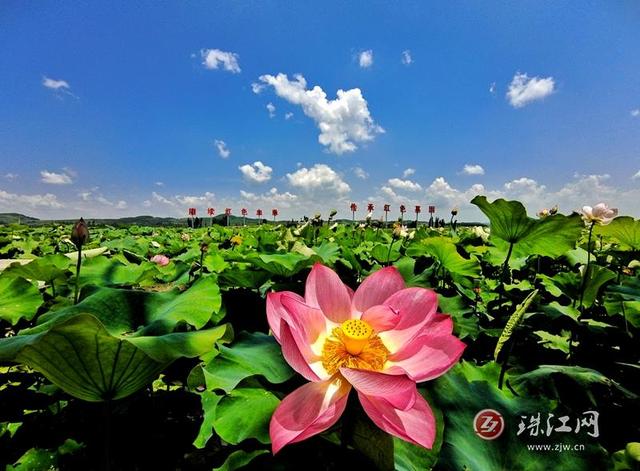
[353,167,369,179]
[251,82,265,94]
[155,181,164,186]
[240,187,297,207]
[631,109,640,117]
[287,164,350,194]
[402,168,415,178]
[633,170,640,180]
[266,102,276,118]
[257,73,384,154]
[40,170,73,185]
[78,191,128,209]
[388,178,422,192]
[3,173,18,181]
[359,50,373,68]
[214,139,230,158]
[461,164,485,176]
[0,189,64,209]
[285,112,294,120]
[239,161,273,183]
[489,82,497,95]
[507,72,555,108]
[401,50,413,65]
[200,49,241,73]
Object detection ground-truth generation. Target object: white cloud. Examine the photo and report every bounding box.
[258,73,384,154]
[401,50,413,65]
[214,139,230,158]
[42,76,70,90]
[461,164,485,176]
[353,167,369,179]
[388,178,422,192]
[40,170,73,185]
[115,201,128,209]
[239,161,273,183]
[240,187,297,207]
[0,189,64,209]
[155,181,164,186]
[631,109,640,117]
[402,168,415,178]
[489,82,497,95]
[78,190,128,210]
[251,82,265,94]
[266,102,276,118]
[200,49,241,73]
[359,50,374,68]
[287,164,351,194]
[633,170,640,180]
[507,72,555,108]
[285,112,294,120]
[3,173,18,181]
[152,191,176,206]
[176,192,215,206]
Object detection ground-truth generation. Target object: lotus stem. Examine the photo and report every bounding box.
[578,222,595,313]
[74,245,82,304]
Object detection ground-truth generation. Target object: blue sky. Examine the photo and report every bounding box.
[1,1,639,220]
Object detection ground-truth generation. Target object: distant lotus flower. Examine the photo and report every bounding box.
[451,208,458,217]
[549,205,558,215]
[581,203,618,225]
[471,225,490,242]
[150,255,170,266]
[267,264,465,453]
[537,208,550,218]
[181,233,191,241]
[393,222,409,238]
[329,209,337,218]
[230,235,243,246]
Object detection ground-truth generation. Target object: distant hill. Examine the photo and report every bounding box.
[0,213,40,225]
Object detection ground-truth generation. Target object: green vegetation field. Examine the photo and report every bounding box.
[1,198,639,470]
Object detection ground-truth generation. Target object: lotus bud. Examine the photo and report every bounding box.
[70,218,89,249]
[329,209,337,218]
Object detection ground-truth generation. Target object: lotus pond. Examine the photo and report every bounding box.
[0,197,639,470]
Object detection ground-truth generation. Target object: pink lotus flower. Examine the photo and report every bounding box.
[150,254,170,266]
[267,264,465,453]
[581,203,618,225]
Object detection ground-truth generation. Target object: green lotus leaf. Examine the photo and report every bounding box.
[0,276,43,325]
[24,275,222,336]
[407,237,481,278]
[212,387,280,444]
[471,196,583,259]
[0,314,229,401]
[594,216,640,251]
[203,331,294,393]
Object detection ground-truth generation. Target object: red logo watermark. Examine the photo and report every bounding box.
[474,409,505,440]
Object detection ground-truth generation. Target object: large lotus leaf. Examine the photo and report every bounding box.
[0,314,229,401]
[472,196,583,258]
[511,365,636,404]
[0,276,43,325]
[203,331,294,393]
[407,237,481,278]
[77,255,158,287]
[2,254,71,282]
[0,314,164,401]
[430,361,609,470]
[594,216,640,251]
[252,252,314,277]
[212,387,280,444]
[24,276,222,336]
